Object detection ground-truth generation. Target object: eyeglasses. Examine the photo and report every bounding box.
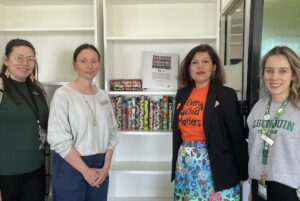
[12,54,36,65]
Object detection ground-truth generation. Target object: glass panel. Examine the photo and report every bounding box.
[260,0,300,98]
[261,0,300,56]
[220,1,245,100]
[225,3,244,66]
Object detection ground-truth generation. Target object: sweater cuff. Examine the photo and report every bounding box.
[56,145,72,158]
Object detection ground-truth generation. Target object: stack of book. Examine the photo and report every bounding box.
[111,95,174,131]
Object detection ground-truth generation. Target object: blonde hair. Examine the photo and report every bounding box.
[261,46,300,108]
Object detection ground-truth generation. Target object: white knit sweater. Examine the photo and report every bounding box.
[47,85,119,158]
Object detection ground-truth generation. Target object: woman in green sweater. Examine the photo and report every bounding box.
[0,39,48,201]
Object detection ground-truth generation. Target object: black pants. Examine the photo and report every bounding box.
[251,179,299,201]
[0,165,46,201]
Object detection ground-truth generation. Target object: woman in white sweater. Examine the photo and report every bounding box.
[47,44,118,201]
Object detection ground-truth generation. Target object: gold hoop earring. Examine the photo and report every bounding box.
[5,69,10,78]
[30,73,35,82]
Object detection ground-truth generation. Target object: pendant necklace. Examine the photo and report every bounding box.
[82,95,97,126]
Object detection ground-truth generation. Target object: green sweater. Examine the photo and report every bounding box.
[0,80,48,175]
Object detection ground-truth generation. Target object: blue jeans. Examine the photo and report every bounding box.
[52,153,109,201]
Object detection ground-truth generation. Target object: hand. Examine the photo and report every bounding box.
[94,167,109,187]
[81,168,100,187]
[248,190,252,201]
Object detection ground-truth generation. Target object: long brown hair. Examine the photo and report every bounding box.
[1,38,46,104]
[178,44,225,88]
[261,46,300,108]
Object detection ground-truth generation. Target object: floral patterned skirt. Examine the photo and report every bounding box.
[174,141,240,201]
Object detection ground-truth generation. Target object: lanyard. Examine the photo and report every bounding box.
[9,79,47,149]
[9,79,42,127]
[261,97,289,165]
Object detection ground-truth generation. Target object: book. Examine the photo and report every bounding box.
[110,79,142,91]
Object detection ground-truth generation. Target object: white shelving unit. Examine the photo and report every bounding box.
[0,1,100,200]
[103,0,220,200]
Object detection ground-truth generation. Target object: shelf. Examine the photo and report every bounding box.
[103,41,214,88]
[0,0,92,5]
[0,2,94,29]
[106,36,217,42]
[231,24,243,28]
[41,82,69,86]
[117,130,172,135]
[231,42,243,46]
[231,34,243,37]
[104,0,218,38]
[108,91,176,96]
[0,27,95,33]
[111,161,171,174]
[109,197,172,201]
[107,0,212,3]
[0,0,98,85]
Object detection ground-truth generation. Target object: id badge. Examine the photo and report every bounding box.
[261,134,274,146]
[38,127,47,150]
[258,183,267,200]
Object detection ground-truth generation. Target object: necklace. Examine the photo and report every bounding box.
[82,95,97,126]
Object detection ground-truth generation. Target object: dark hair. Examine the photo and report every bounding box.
[0,38,46,104]
[73,44,100,62]
[261,46,300,108]
[178,44,225,87]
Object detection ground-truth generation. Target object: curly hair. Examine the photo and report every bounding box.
[178,44,225,88]
[261,46,300,108]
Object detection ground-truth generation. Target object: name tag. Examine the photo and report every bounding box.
[100,100,109,105]
[258,183,267,200]
[261,134,274,146]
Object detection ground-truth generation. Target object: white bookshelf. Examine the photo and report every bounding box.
[0,3,100,201]
[103,0,220,200]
